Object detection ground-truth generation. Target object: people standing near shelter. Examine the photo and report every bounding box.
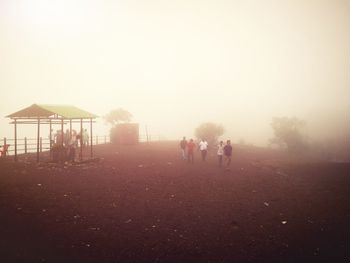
[217,141,224,167]
[179,136,187,160]
[83,129,89,147]
[187,139,196,164]
[199,139,208,162]
[224,140,233,168]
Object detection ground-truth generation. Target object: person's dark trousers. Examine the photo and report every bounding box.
[188,152,194,163]
[225,155,231,167]
[201,150,207,161]
[69,148,76,162]
[218,155,223,166]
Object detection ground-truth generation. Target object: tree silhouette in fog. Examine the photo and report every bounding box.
[105,108,133,144]
[105,108,132,126]
[195,122,224,145]
[269,117,307,153]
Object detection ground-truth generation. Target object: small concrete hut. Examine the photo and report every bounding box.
[6,104,98,162]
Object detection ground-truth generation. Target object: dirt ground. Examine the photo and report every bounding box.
[0,142,349,263]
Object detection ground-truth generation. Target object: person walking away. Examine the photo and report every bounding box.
[179,136,187,160]
[217,141,224,167]
[224,140,233,168]
[199,139,208,161]
[187,139,196,164]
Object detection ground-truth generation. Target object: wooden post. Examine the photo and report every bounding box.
[80,118,83,161]
[40,137,42,152]
[90,118,93,158]
[104,135,106,144]
[146,125,149,143]
[96,136,98,145]
[61,119,64,148]
[14,119,17,162]
[37,118,40,162]
[24,137,27,154]
[70,119,72,138]
[4,137,7,157]
[49,120,52,150]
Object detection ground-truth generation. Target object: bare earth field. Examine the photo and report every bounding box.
[0,142,349,263]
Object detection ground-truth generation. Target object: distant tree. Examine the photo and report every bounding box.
[105,108,132,126]
[195,122,224,146]
[105,108,133,144]
[269,117,307,153]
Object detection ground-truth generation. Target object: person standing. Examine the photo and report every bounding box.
[224,140,233,168]
[199,139,208,162]
[83,129,89,147]
[68,130,78,162]
[217,141,224,167]
[49,129,55,146]
[179,136,187,160]
[64,129,70,147]
[187,139,196,164]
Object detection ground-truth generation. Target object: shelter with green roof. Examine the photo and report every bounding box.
[7,104,98,162]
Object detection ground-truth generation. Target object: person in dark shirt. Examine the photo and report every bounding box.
[179,136,188,160]
[187,139,196,164]
[224,140,232,168]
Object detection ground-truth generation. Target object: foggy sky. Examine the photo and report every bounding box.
[1,0,349,145]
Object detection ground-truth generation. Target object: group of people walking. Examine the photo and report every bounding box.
[179,137,233,168]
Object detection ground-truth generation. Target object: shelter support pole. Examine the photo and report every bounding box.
[14,119,17,162]
[70,119,72,138]
[49,119,52,151]
[80,118,83,161]
[90,118,93,158]
[24,137,27,154]
[37,118,40,162]
[61,119,64,148]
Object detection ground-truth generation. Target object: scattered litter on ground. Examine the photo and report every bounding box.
[264,202,269,207]
[281,221,287,225]
[276,170,288,176]
[125,219,132,223]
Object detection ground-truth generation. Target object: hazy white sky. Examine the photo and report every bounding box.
[1,0,349,144]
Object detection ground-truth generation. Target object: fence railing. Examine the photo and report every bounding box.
[1,133,165,156]
[0,135,110,156]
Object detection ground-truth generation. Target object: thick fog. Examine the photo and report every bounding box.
[1,0,349,151]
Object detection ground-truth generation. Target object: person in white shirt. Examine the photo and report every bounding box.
[217,141,224,167]
[198,139,208,162]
